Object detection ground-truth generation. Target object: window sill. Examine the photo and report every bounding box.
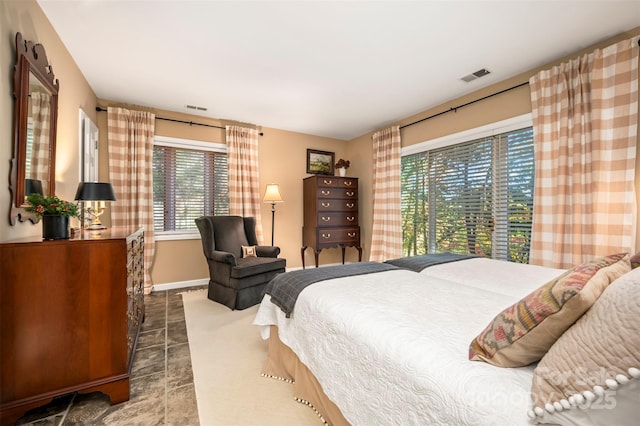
[154,231,200,241]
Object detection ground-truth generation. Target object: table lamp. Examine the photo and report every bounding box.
[75,182,116,230]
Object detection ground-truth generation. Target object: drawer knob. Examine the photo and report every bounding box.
[344,181,353,186]
[346,191,355,197]
[323,179,333,185]
[347,216,355,222]
[321,202,330,207]
[321,190,331,195]
[321,233,331,239]
[346,203,354,208]
[322,216,331,222]
[348,232,356,238]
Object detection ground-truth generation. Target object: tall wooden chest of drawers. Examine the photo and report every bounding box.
[302,175,362,268]
[0,228,144,425]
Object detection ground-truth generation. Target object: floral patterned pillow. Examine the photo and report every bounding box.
[469,253,630,367]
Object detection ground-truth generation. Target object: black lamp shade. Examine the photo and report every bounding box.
[75,182,116,201]
[25,179,44,196]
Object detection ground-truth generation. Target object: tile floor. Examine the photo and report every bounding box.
[16,288,203,426]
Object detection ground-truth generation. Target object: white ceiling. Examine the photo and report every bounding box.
[37,0,640,140]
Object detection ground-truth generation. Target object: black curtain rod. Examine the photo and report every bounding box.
[399,81,530,130]
[95,106,263,136]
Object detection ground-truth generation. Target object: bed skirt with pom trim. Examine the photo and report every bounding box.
[261,326,350,426]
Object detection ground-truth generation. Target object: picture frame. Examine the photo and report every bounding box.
[306,149,335,175]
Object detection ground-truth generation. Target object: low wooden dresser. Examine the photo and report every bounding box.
[302,175,362,268]
[0,228,144,425]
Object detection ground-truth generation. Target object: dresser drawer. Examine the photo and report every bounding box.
[317,199,357,212]
[317,212,358,227]
[339,178,358,189]
[317,187,357,199]
[316,176,359,189]
[316,177,339,188]
[317,227,360,244]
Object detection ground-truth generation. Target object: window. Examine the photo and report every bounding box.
[153,136,228,236]
[401,116,534,263]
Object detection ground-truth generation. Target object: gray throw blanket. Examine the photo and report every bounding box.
[384,253,476,272]
[263,262,399,317]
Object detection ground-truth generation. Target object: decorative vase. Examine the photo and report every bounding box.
[338,167,347,177]
[42,215,70,240]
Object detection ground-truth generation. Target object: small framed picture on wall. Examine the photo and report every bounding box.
[306,149,335,175]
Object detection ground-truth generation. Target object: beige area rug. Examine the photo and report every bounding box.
[180,289,321,426]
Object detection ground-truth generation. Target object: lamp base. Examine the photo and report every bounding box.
[83,205,107,230]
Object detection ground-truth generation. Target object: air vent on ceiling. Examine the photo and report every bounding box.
[185,104,208,112]
[460,68,491,83]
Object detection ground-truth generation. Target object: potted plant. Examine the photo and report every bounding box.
[24,193,79,239]
[335,158,350,177]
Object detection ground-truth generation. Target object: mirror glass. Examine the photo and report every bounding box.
[9,33,59,224]
[25,72,53,194]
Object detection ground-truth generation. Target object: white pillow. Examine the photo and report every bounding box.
[529,267,640,425]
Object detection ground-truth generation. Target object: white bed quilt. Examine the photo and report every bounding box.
[420,257,566,299]
[254,262,565,425]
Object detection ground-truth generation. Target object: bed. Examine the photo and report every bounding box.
[253,255,639,425]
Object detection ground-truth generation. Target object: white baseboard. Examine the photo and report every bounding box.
[151,263,347,292]
[152,278,209,292]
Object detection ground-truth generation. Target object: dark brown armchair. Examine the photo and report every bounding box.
[195,216,286,310]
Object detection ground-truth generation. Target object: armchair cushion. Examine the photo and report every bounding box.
[231,257,286,279]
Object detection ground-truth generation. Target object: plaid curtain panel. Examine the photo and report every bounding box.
[529,37,638,268]
[107,106,156,293]
[30,91,51,187]
[225,125,264,244]
[370,126,403,262]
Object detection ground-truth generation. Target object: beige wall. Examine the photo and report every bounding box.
[349,26,640,261]
[0,0,97,242]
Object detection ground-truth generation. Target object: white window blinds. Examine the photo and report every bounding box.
[401,126,534,263]
[153,143,229,232]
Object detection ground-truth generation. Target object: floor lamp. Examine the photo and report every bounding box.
[263,183,284,246]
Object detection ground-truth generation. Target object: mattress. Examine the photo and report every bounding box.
[253,259,567,425]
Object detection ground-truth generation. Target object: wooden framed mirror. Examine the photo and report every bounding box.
[9,32,59,224]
